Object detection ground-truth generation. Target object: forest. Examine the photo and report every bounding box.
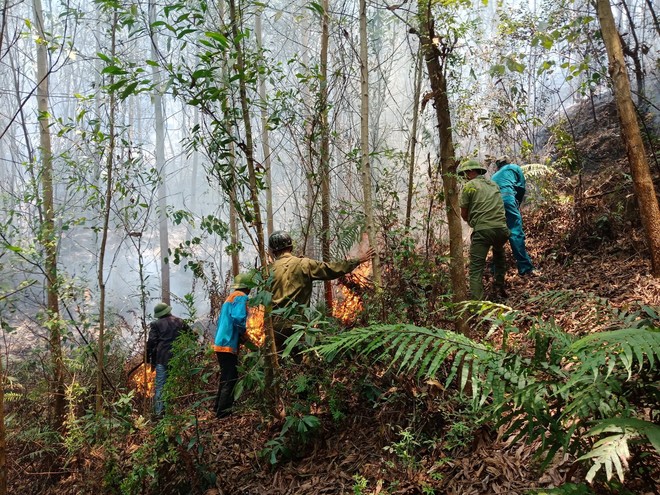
[0,0,659,493]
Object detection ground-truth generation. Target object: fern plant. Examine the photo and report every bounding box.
[311,294,660,485]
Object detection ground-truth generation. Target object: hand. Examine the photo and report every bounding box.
[357,247,376,264]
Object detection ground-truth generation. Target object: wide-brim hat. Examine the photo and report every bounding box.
[495,156,510,168]
[231,273,252,290]
[154,302,172,318]
[457,159,487,176]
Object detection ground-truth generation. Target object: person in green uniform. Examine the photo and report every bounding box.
[458,160,510,300]
[267,230,375,353]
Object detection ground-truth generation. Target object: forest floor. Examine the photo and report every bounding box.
[189,199,660,495]
[188,100,660,495]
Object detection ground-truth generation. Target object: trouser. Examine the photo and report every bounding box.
[502,195,534,275]
[215,352,238,418]
[469,227,509,300]
[154,364,167,416]
[273,316,303,364]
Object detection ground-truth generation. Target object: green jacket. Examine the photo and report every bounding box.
[270,252,360,310]
[460,175,507,231]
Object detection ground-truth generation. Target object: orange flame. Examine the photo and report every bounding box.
[246,305,265,346]
[332,262,371,325]
[130,363,155,397]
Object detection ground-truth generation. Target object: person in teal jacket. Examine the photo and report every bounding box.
[213,273,251,418]
[491,156,535,276]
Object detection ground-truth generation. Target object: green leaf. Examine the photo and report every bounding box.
[205,31,229,47]
[120,81,140,99]
[306,2,325,17]
[97,52,112,63]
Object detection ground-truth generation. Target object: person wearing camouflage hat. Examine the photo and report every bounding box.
[268,230,375,355]
[491,156,535,276]
[458,159,510,300]
[147,302,189,416]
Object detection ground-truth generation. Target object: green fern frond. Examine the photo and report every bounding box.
[313,324,494,389]
[559,377,624,419]
[569,327,660,380]
[331,220,363,259]
[521,163,556,178]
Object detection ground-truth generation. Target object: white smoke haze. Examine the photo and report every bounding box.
[0,0,657,361]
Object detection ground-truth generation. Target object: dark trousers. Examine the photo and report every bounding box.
[273,318,305,364]
[469,227,509,300]
[214,352,238,418]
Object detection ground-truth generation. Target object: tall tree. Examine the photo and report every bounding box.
[0,348,6,495]
[596,0,660,276]
[405,47,423,230]
[359,0,381,286]
[149,0,171,304]
[33,0,65,428]
[228,0,279,411]
[255,10,274,238]
[95,6,119,415]
[416,0,468,307]
[319,0,333,308]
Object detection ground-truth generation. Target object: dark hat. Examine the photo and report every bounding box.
[154,302,172,318]
[495,156,510,168]
[268,230,293,252]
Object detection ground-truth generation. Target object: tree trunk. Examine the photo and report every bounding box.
[255,11,274,238]
[416,0,468,308]
[0,355,6,495]
[228,0,279,413]
[34,0,65,429]
[405,47,423,230]
[597,0,660,276]
[359,0,381,286]
[229,144,240,277]
[217,1,241,278]
[150,0,171,304]
[319,0,333,309]
[620,0,645,108]
[96,8,118,415]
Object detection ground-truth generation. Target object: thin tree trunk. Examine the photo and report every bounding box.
[218,0,241,278]
[597,0,660,276]
[229,144,240,277]
[416,0,468,309]
[620,0,645,107]
[34,0,65,428]
[359,0,381,286]
[96,9,118,415]
[150,0,170,304]
[0,355,6,495]
[228,0,279,413]
[644,0,660,37]
[319,0,333,309]
[188,108,199,242]
[405,47,423,230]
[255,12,274,238]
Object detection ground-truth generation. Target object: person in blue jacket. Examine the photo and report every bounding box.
[213,273,252,418]
[491,156,535,276]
